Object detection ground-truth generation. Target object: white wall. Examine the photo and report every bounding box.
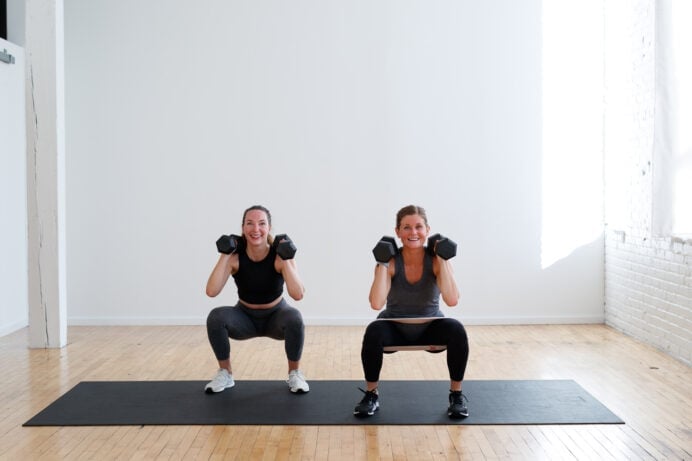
[0,38,27,336]
[63,0,605,326]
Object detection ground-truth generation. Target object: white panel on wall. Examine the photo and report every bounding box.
[6,0,25,45]
[0,39,28,336]
[64,0,604,326]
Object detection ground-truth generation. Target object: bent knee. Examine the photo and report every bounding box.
[283,309,305,330]
[439,319,468,341]
[362,321,389,345]
[206,307,226,328]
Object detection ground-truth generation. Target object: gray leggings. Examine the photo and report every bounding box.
[206,298,305,362]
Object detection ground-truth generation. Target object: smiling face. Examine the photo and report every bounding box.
[242,208,271,246]
[396,213,430,250]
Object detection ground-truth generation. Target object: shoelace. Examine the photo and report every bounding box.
[357,387,378,404]
[449,391,467,405]
[287,370,305,384]
[215,370,230,381]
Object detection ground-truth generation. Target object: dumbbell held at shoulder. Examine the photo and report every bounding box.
[272,234,297,260]
[372,236,398,265]
[215,233,297,260]
[426,233,458,260]
[216,234,243,255]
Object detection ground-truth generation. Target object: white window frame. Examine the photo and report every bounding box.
[652,0,692,239]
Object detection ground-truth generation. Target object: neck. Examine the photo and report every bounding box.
[401,246,425,260]
[246,242,270,261]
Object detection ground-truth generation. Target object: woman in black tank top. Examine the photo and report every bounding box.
[204,205,310,394]
[355,205,470,419]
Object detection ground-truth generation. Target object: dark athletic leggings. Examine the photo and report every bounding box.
[206,298,305,362]
[361,318,469,383]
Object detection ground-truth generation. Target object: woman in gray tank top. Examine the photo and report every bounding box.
[354,205,470,419]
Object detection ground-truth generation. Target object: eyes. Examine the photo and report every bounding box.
[401,224,426,231]
[244,220,268,228]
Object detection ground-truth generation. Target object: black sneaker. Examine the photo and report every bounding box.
[354,388,379,416]
[448,390,469,418]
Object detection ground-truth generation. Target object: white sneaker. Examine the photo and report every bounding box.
[287,369,310,393]
[205,368,235,393]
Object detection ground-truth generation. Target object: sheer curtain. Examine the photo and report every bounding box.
[653,0,692,237]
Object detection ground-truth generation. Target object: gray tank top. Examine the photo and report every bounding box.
[378,251,442,319]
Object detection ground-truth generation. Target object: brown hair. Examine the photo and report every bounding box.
[396,205,429,229]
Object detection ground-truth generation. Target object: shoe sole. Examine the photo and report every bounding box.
[447,411,469,419]
[353,403,379,416]
[204,382,235,394]
[289,387,310,394]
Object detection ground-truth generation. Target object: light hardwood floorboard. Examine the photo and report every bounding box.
[1,324,690,460]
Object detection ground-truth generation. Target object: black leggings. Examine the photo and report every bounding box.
[361,318,469,382]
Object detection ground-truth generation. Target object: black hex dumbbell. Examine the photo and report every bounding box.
[216,234,243,255]
[426,233,457,260]
[372,236,398,263]
[272,234,297,260]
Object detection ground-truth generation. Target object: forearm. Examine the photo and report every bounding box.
[281,259,305,301]
[368,264,391,310]
[206,255,233,297]
[437,259,460,306]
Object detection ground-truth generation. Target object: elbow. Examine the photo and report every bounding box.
[444,296,459,307]
[206,287,219,298]
[288,285,305,301]
[369,298,385,310]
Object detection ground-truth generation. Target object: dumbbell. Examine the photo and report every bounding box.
[216,234,243,255]
[272,234,297,260]
[426,233,457,260]
[372,236,398,263]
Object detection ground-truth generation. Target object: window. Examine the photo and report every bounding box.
[653,0,692,238]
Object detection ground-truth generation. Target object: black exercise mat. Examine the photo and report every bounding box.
[24,380,623,426]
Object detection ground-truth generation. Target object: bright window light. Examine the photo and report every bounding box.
[541,1,604,269]
[671,2,692,236]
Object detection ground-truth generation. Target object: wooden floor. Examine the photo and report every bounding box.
[1,324,690,460]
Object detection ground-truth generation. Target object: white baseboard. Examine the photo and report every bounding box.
[303,315,605,326]
[67,315,605,327]
[0,320,29,337]
[68,316,208,326]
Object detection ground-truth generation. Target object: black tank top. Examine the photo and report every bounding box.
[232,246,284,304]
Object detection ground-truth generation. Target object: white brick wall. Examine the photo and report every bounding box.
[605,231,692,365]
[604,0,692,366]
